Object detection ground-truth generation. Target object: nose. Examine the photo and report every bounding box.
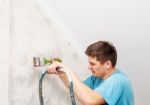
[88,64,92,70]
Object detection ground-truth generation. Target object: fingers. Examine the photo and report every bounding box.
[47,62,64,74]
[47,63,57,74]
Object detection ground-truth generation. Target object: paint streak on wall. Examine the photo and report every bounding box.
[9,0,89,105]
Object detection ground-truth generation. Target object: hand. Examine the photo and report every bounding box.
[47,62,66,74]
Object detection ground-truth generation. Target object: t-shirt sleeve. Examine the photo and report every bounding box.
[83,76,93,89]
[95,78,123,105]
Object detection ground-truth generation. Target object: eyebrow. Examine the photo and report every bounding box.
[89,61,95,65]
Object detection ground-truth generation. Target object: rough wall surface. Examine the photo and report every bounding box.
[9,0,89,105]
[0,0,9,104]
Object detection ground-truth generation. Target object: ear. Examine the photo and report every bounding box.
[104,60,112,69]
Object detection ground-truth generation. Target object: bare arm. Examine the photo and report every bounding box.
[57,73,69,87]
[67,69,105,105]
[48,62,106,105]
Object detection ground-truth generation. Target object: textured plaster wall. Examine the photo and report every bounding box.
[0,0,9,104]
[9,0,89,105]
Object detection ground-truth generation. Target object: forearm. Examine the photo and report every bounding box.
[68,70,104,105]
[58,73,69,87]
[47,62,104,104]
[57,69,90,103]
[58,70,89,104]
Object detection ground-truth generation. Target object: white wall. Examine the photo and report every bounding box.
[0,0,9,105]
[49,0,150,105]
[0,0,150,105]
[9,0,88,105]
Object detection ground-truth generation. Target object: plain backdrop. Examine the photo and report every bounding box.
[49,0,150,105]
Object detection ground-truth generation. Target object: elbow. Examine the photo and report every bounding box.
[81,96,103,105]
[82,101,88,105]
[81,99,95,105]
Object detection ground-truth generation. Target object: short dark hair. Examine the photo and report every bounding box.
[85,41,117,67]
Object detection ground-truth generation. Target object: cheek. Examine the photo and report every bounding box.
[94,65,105,72]
[94,66,100,71]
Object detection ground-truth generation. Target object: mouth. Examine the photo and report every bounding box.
[91,70,95,74]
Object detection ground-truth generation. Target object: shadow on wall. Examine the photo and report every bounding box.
[9,0,89,105]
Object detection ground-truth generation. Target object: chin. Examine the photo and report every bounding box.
[92,73,98,77]
[92,73,102,78]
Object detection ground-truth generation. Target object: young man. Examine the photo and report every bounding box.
[48,41,134,105]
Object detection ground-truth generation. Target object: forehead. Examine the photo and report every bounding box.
[88,56,99,63]
[88,57,104,66]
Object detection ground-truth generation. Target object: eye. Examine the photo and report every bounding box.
[90,62,95,66]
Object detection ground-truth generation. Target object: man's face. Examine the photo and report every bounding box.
[88,56,106,77]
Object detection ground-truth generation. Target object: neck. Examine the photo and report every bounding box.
[103,68,116,80]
